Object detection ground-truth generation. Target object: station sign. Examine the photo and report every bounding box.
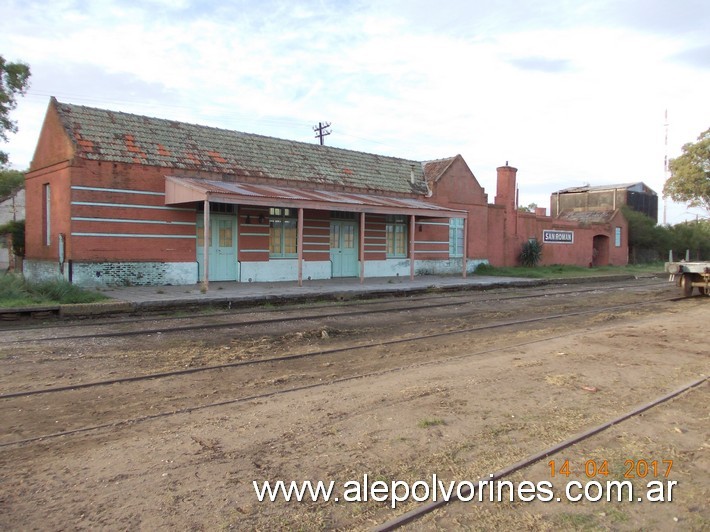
[543,230,574,244]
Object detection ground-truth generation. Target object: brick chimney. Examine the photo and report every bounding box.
[495,163,517,210]
[495,163,518,247]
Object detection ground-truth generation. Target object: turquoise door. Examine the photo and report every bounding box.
[330,221,358,277]
[197,214,237,281]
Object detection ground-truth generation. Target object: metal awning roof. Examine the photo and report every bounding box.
[165,176,466,218]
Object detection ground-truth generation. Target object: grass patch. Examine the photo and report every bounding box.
[554,512,598,530]
[418,418,446,428]
[474,262,665,279]
[0,273,109,308]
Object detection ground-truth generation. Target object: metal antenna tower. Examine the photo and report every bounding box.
[663,109,669,225]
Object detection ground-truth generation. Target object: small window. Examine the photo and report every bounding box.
[269,207,297,257]
[386,215,407,257]
[342,224,355,248]
[615,227,622,247]
[218,221,233,247]
[449,218,464,257]
[196,221,204,248]
[197,202,236,214]
[331,211,356,220]
[43,184,51,246]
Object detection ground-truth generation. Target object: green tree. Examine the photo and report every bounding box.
[621,205,710,262]
[0,168,24,197]
[621,205,668,262]
[668,220,710,261]
[518,202,538,213]
[0,219,24,257]
[664,127,710,213]
[1,55,31,167]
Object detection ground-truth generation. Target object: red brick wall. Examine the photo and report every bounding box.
[492,208,629,267]
[485,205,507,266]
[238,206,269,262]
[68,160,196,261]
[415,219,449,260]
[364,214,387,261]
[429,163,629,268]
[426,157,489,260]
[29,101,75,172]
[24,163,72,261]
[303,210,330,261]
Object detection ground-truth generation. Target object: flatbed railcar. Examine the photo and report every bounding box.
[665,261,710,297]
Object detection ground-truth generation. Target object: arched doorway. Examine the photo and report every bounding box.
[592,235,610,266]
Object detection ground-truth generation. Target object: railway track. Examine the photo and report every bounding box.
[0,293,689,447]
[1,280,707,530]
[373,377,708,531]
[0,277,667,334]
[0,278,669,344]
[0,293,681,401]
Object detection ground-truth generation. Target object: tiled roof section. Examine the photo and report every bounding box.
[52,98,428,195]
[558,210,617,224]
[423,156,457,183]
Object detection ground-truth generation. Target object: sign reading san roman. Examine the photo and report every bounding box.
[543,230,574,244]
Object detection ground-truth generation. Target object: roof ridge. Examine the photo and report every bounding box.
[53,98,425,165]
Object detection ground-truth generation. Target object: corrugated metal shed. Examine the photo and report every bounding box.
[556,182,657,195]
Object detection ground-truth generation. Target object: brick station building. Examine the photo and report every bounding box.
[23,98,628,287]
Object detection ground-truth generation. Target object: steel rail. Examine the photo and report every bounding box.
[0,323,673,448]
[372,376,708,531]
[0,278,667,334]
[1,281,670,344]
[0,297,693,448]
[0,296,680,400]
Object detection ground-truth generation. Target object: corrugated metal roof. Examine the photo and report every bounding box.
[52,98,431,196]
[166,176,465,217]
[555,182,657,195]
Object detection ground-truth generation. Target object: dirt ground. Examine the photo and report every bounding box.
[0,282,707,530]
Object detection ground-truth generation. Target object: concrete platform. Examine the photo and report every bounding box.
[2,273,653,319]
[93,274,540,313]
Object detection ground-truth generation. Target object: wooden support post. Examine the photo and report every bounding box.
[360,212,366,284]
[202,198,210,292]
[409,214,415,281]
[297,207,304,287]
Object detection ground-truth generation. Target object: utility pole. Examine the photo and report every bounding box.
[313,122,331,145]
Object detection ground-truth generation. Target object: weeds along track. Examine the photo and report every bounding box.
[0,293,688,447]
[0,278,669,343]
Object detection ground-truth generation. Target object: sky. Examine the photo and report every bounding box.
[2,0,709,224]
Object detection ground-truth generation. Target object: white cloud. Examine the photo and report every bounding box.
[1,0,708,224]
